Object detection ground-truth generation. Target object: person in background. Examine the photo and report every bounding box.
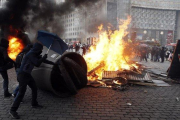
[75,43,79,53]
[0,38,16,98]
[168,50,173,62]
[160,47,165,63]
[81,44,86,56]
[155,47,160,62]
[140,47,147,62]
[165,49,170,61]
[151,46,155,61]
[166,50,174,73]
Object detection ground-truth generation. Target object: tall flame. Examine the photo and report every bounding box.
[84,17,137,81]
[8,36,25,61]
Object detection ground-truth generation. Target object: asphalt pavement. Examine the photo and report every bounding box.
[0,57,180,120]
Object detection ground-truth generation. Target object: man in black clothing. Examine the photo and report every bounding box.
[12,44,33,97]
[9,42,55,119]
[160,47,165,63]
[81,44,86,56]
[0,38,15,97]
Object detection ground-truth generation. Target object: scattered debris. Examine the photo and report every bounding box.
[87,81,102,88]
[88,62,105,75]
[127,73,152,82]
[112,77,128,86]
[160,73,167,77]
[152,80,171,87]
[88,61,171,90]
[128,81,156,86]
[176,97,179,101]
[127,103,132,106]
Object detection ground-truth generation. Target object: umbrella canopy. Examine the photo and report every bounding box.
[37,30,68,55]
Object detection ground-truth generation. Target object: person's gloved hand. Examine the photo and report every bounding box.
[42,54,48,59]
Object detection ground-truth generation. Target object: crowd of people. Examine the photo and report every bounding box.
[67,42,91,56]
[67,42,175,64]
[138,45,174,63]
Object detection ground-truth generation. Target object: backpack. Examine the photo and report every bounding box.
[15,52,26,68]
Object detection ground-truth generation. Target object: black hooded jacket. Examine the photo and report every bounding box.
[0,38,14,68]
[160,47,165,57]
[19,42,54,74]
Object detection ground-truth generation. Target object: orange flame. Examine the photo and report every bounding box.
[8,36,25,61]
[84,17,138,81]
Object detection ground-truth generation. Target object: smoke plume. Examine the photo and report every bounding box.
[0,0,99,40]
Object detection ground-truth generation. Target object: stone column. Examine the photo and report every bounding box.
[176,11,180,40]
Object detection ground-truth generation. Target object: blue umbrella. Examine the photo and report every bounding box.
[37,30,68,55]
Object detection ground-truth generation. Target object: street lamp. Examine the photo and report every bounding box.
[160,31,164,46]
[143,30,147,34]
[160,31,164,35]
[143,30,147,40]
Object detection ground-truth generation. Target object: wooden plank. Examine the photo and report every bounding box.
[152,80,171,87]
[129,82,157,86]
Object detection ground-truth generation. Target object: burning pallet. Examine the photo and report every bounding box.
[102,71,152,82]
[88,63,170,89]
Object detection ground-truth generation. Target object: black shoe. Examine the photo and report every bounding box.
[4,93,12,98]
[31,104,43,108]
[9,111,20,119]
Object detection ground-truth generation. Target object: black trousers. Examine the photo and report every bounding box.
[161,55,164,62]
[0,70,9,94]
[11,72,38,112]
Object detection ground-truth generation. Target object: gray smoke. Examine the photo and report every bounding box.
[0,0,99,40]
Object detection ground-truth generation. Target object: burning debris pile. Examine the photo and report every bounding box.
[84,17,138,81]
[83,17,170,90]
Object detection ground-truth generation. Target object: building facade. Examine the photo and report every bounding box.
[60,0,118,44]
[117,0,130,20]
[0,0,6,8]
[129,0,180,45]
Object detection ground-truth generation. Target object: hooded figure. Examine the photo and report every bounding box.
[18,43,45,74]
[0,38,15,97]
[12,44,33,98]
[10,42,54,119]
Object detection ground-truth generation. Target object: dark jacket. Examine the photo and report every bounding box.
[19,43,46,74]
[18,43,54,74]
[160,47,165,57]
[0,38,14,68]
